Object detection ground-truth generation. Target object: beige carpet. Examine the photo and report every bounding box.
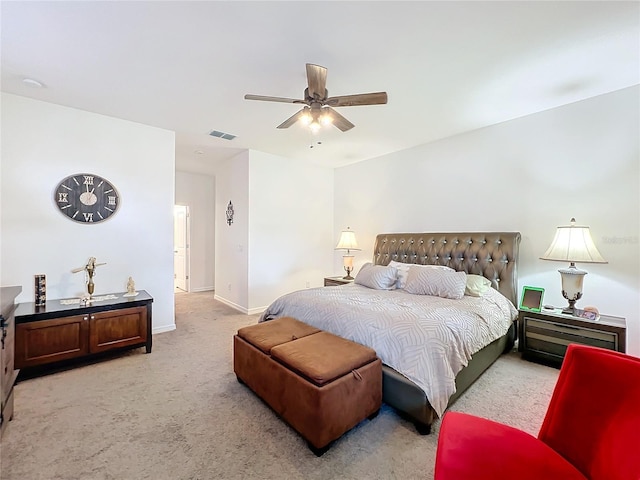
[0,292,559,480]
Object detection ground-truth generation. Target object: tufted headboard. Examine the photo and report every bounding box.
[373,232,521,306]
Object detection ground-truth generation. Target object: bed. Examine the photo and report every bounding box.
[260,232,521,434]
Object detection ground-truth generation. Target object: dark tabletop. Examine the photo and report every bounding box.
[15,290,153,322]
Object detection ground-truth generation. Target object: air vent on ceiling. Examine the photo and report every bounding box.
[209,130,236,140]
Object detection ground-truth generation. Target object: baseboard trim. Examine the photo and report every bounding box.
[211,296,265,315]
[153,324,176,335]
[213,295,246,313]
[247,306,267,315]
[190,286,214,293]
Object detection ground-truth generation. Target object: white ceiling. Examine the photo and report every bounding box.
[2,1,638,174]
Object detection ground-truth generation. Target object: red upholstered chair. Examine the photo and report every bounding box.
[434,344,640,480]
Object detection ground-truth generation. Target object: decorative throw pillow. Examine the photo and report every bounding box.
[388,261,410,289]
[355,263,398,290]
[465,274,492,297]
[403,266,467,299]
[389,261,454,290]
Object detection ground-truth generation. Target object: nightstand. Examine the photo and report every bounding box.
[518,308,626,367]
[324,276,354,287]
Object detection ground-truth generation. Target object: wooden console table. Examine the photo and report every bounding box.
[14,290,153,371]
[1,286,21,437]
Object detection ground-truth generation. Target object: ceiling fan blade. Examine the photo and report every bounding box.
[244,94,305,104]
[325,107,355,132]
[277,108,308,129]
[306,64,327,100]
[326,92,388,107]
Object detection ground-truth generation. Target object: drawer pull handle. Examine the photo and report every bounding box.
[90,315,95,320]
[83,316,88,321]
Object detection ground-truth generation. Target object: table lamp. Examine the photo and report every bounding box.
[540,218,607,314]
[335,227,360,280]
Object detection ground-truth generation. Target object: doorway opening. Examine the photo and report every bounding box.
[174,205,190,293]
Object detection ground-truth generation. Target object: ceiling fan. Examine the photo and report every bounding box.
[244,63,387,132]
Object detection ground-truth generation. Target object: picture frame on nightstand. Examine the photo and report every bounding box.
[519,286,545,313]
[574,308,600,321]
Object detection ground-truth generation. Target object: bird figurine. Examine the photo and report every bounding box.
[71,257,106,297]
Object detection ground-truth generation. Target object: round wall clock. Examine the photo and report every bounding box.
[54,173,120,224]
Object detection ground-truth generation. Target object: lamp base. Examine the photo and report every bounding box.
[561,293,579,315]
[559,264,586,316]
[342,266,354,280]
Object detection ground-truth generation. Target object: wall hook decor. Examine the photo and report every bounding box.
[226,201,234,225]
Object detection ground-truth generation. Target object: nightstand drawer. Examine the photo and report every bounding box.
[518,307,626,367]
[522,316,622,364]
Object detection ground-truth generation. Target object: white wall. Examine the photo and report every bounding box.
[175,171,215,292]
[248,151,334,312]
[214,151,250,311]
[1,94,176,333]
[335,86,640,355]
[214,150,334,314]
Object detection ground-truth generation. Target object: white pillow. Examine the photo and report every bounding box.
[403,266,467,299]
[355,262,398,290]
[465,274,492,297]
[389,261,454,290]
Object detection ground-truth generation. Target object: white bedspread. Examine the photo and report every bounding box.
[259,284,517,417]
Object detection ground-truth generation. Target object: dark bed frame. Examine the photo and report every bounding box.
[372,232,521,434]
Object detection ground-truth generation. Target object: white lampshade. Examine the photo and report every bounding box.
[335,228,360,252]
[540,218,607,264]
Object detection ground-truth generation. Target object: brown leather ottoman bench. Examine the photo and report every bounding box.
[233,317,382,455]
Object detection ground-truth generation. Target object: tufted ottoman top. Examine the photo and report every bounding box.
[271,331,378,387]
[237,317,321,354]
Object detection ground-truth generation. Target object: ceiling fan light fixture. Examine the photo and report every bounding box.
[309,121,322,133]
[320,109,333,126]
[244,63,386,133]
[299,107,313,125]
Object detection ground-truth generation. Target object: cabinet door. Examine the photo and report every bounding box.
[15,315,89,368]
[1,313,16,404]
[89,306,147,354]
